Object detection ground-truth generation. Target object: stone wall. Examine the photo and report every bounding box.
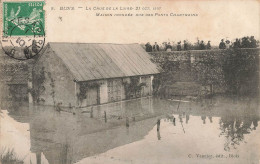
[149,48,259,97]
[0,51,30,103]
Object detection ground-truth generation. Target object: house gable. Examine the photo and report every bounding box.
[33,46,76,106]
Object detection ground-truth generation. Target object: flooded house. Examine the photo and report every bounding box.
[32,43,160,107]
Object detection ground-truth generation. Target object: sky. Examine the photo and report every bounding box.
[1,0,260,46]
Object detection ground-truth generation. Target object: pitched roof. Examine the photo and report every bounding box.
[47,43,160,81]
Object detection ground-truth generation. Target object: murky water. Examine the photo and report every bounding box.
[0,96,259,164]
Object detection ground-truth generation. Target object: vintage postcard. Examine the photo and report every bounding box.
[0,0,259,164]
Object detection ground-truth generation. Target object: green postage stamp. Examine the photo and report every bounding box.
[3,1,45,36]
[1,1,45,60]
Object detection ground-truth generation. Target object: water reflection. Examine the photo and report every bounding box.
[1,96,259,164]
[220,113,259,151]
[186,114,189,124]
[157,130,161,140]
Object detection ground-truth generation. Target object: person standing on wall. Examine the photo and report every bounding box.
[177,41,182,51]
[206,41,211,50]
[145,42,153,52]
[233,38,241,49]
[153,42,160,51]
[199,40,206,50]
[241,37,251,48]
[183,40,188,51]
[165,42,173,52]
[225,39,231,49]
[219,39,226,49]
[249,36,257,48]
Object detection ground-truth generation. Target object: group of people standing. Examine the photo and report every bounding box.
[194,40,212,50]
[219,36,257,49]
[145,40,212,52]
[233,36,256,49]
[145,42,159,52]
[144,36,258,52]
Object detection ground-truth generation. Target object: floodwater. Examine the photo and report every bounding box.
[0,96,259,164]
